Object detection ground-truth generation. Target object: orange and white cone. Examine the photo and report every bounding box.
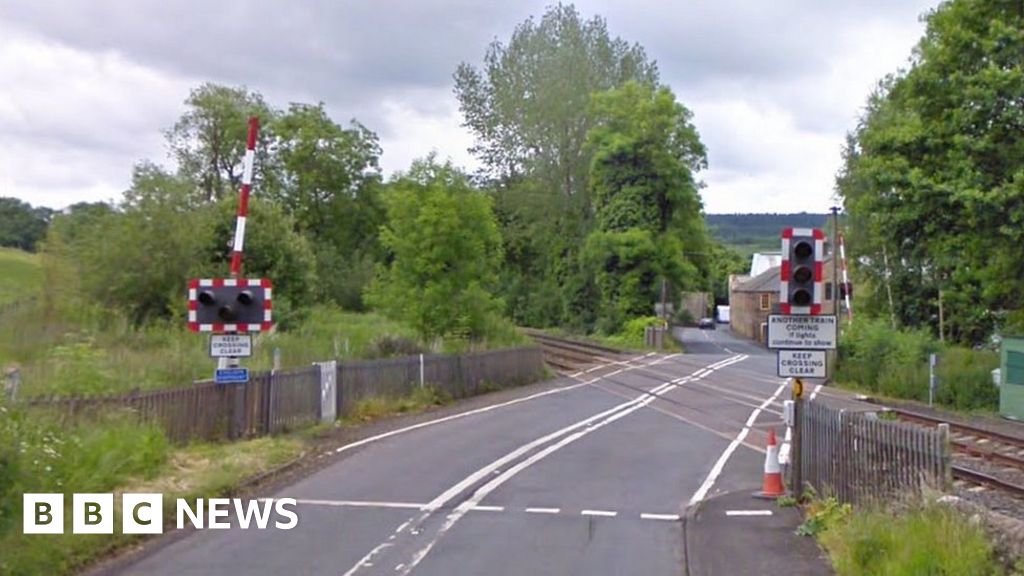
[755,428,786,499]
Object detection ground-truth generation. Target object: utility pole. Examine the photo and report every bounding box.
[830,206,840,317]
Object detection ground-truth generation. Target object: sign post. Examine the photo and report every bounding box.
[775,227,828,501]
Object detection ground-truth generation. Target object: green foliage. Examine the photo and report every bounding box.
[796,496,851,537]
[819,503,1001,576]
[0,198,52,252]
[837,0,1024,344]
[346,385,451,422]
[366,158,505,342]
[168,83,276,203]
[455,4,660,331]
[0,248,41,308]
[836,318,999,410]
[583,82,706,333]
[599,315,663,349]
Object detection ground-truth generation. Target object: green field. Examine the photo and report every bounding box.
[0,248,41,308]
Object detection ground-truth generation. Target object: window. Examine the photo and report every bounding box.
[1008,351,1024,386]
[759,293,770,311]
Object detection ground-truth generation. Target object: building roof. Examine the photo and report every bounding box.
[733,254,835,294]
[734,265,780,293]
[749,253,782,277]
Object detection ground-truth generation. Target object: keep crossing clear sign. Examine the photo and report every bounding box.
[778,350,827,378]
[210,334,253,358]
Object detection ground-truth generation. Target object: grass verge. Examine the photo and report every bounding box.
[801,496,1004,575]
[0,382,460,575]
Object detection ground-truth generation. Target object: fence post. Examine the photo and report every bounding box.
[938,423,951,490]
[419,354,425,389]
[318,361,337,424]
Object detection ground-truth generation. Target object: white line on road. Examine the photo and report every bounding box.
[341,542,393,576]
[726,510,774,516]
[296,499,426,510]
[639,513,680,521]
[469,505,504,512]
[332,352,658,458]
[809,383,823,401]
[581,509,617,517]
[389,354,748,576]
[524,507,560,514]
[687,378,789,508]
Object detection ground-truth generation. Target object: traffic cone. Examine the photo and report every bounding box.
[755,428,786,499]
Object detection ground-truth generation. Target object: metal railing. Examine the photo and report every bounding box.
[799,400,951,504]
[25,346,545,444]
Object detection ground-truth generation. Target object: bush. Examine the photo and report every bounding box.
[836,318,998,411]
[819,503,1001,576]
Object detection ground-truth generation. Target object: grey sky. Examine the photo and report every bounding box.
[0,0,937,212]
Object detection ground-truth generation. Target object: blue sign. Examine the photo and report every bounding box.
[215,368,249,384]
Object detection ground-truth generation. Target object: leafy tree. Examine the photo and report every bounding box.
[167,83,276,204]
[583,82,707,331]
[366,158,504,341]
[0,198,52,251]
[272,103,385,309]
[837,0,1024,342]
[455,4,659,329]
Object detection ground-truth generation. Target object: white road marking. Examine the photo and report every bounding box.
[524,507,560,514]
[640,513,679,521]
[726,510,774,516]
[296,499,425,510]
[470,505,504,512]
[581,509,617,517]
[332,352,658,457]
[687,378,790,507]
[724,347,734,353]
[809,383,823,401]
[341,543,393,576]
[390,354,749,576]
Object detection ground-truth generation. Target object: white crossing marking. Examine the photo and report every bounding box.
[524,507,560,514]
[640,513,680,521]
[726,510,774,517]
[296,499,425,510]
[809,383,823,401]
[470,505,504,512]
[581,509,617,517]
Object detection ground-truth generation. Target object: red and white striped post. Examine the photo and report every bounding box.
[230,116,260,278]
[839,233,853,322]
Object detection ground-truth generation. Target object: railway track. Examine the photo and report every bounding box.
[887,406,1024,498]
[520,328,624,372]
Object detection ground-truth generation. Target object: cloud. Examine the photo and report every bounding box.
[0,0,939,211]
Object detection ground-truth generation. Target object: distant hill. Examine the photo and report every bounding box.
[0,248,41,308]
[706,213,830,255]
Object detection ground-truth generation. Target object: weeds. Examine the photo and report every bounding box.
[818,502,1002,576]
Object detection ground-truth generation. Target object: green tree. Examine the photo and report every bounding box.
[583,82,708,331]
[455,3,659,329]
[837,0,1024,342]
[167,83,277,204]
[366,158,504,341]
[0,198,52,251]
[272,103,385,309]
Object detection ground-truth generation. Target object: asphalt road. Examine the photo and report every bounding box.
[116,328,798,576]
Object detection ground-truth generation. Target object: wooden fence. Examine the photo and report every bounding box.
[798,400,951,504]
[25,346,545,444]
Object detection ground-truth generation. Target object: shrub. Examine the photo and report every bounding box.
[819,503,1001,576]
[836,318,998,411]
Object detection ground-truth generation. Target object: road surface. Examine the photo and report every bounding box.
[116,327,804,576]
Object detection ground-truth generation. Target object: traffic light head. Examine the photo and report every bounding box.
[780,228,824,315]
[188,279,273,332]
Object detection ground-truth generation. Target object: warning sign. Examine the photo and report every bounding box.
[767,315,837,350]
[210,334,252,358]
[777,350,827,378]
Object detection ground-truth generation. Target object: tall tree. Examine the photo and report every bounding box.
[837,0,1024,342]
[167,83,276,204]
[454,3,659,328]
[583,82,708,331]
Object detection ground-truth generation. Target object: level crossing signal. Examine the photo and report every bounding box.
[780,228,824,315]
[188,278,273,332]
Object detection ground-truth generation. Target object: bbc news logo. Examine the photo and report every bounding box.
[23,494,298,534]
